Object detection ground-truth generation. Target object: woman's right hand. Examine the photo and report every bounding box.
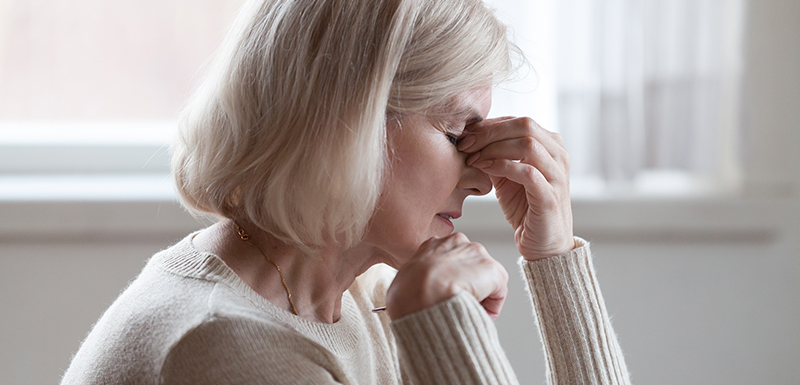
[386,233,509,321]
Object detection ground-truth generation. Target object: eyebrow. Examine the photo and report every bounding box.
[453,108,484,125]
[466,115,483,125]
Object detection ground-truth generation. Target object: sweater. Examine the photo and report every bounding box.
[61,234,630,384]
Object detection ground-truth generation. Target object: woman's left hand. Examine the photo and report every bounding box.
[458,117,574,261]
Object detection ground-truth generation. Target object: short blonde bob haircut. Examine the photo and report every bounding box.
[172,0,516,250]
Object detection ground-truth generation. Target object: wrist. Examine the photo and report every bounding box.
[521,237,579,261]
[386,275,461,320]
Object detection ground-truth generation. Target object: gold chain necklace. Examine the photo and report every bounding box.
[233,221,298,315]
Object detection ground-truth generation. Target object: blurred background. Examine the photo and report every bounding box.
[0,0,797,383]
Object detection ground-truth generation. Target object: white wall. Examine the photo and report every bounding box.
[465,196,800,384]
[1,0,798,384]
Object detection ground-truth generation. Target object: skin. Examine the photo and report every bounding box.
[192,87,575,323]
[366,87,495,264]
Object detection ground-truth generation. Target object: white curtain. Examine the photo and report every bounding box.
[491,0,746,193]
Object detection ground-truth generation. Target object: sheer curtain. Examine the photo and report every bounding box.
[491,0,746,195]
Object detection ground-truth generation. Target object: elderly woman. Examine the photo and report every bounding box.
[62,0,630,384]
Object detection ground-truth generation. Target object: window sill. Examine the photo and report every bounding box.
[460,193,796,244]
[0,174,795,244]
[0,174,203,243]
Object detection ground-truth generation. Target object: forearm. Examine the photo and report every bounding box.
[520,238,631,385]
[390,291,519,385]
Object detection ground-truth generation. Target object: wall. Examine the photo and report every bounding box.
[1,0,798,384]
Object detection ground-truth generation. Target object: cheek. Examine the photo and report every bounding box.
[367,164,455,256]
[399,154,458,203]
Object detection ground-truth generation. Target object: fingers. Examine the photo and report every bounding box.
[465,136,568,184]
[481,291,507,321]
[387,233,509,321]
[458,117,567,163]
[414,232,471,261]
[476,259,509,321]
[477,160,564,213]
[458,117,569,186]
[432,234,509,319]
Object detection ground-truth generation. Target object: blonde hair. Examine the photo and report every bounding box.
[172,0,515,250]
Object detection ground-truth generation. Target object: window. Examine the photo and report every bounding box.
[489,0,746,197]
[1,0,747,200]
[0,0,245,200]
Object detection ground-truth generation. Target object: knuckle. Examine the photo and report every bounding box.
[496,262,509,281]
[452,232,470,243]
[463,242,485,255]
[518,116,535,128]
[523,166,539,182]
[521,136,536,151]
[549,144,566,160]
[518,117,537,134]
[474,242,489,255]
[420,236,441,249]
[533,139,548,155]
[561,151,571,172]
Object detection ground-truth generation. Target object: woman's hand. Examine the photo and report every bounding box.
[458,117,574,261]
[386,233,508,320]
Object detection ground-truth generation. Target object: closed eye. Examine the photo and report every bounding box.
[446,133,458,146]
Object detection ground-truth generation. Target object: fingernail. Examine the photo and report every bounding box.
[466,152,480,166]
[473,160,493,168]
[458,135,476,151]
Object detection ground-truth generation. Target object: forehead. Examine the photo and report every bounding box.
[434,87,492,122]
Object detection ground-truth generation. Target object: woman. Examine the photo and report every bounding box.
[62,0,630,384]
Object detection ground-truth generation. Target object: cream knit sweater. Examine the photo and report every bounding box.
[61,234,630,384]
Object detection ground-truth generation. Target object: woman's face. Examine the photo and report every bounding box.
[365,88,493,265]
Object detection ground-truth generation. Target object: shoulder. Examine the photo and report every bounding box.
[160,315,346,384]
[62,232,265,384]
[61,235,220,384]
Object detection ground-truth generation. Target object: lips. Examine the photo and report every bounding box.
[435,211,461,230]
[437,211,462,220]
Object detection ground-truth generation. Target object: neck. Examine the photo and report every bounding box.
[194,219,384,324]
[287,243,380,323]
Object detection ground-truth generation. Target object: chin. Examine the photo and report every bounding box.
[369,228,439,268]
[385,241,425,269]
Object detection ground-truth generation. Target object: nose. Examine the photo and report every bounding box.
[458,162,493,196]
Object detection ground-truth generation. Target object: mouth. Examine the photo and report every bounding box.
[435,212,462,229]
[437,211,462,220]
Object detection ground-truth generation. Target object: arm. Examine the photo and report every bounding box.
[387,117,630,384]
[521,238,630,384]
[159,317,348,385]
[387,238,630,385]
[385,233,518,385]
[391,291,518,385]
[462,117,630,384]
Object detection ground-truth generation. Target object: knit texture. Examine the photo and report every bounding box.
[61,233,629,384]
[520,238,631,385]
[391,292,519,385]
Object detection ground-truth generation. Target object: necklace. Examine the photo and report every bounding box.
[233,221,299,315]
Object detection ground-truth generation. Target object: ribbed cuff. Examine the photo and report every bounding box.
[519,237,631,385]
[390,292,519,385]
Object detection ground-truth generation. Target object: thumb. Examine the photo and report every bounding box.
[479,284,507,320]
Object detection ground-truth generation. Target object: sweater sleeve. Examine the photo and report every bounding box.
[520,237,631,385]
[390,238,630,385]
[390,291,519,385]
